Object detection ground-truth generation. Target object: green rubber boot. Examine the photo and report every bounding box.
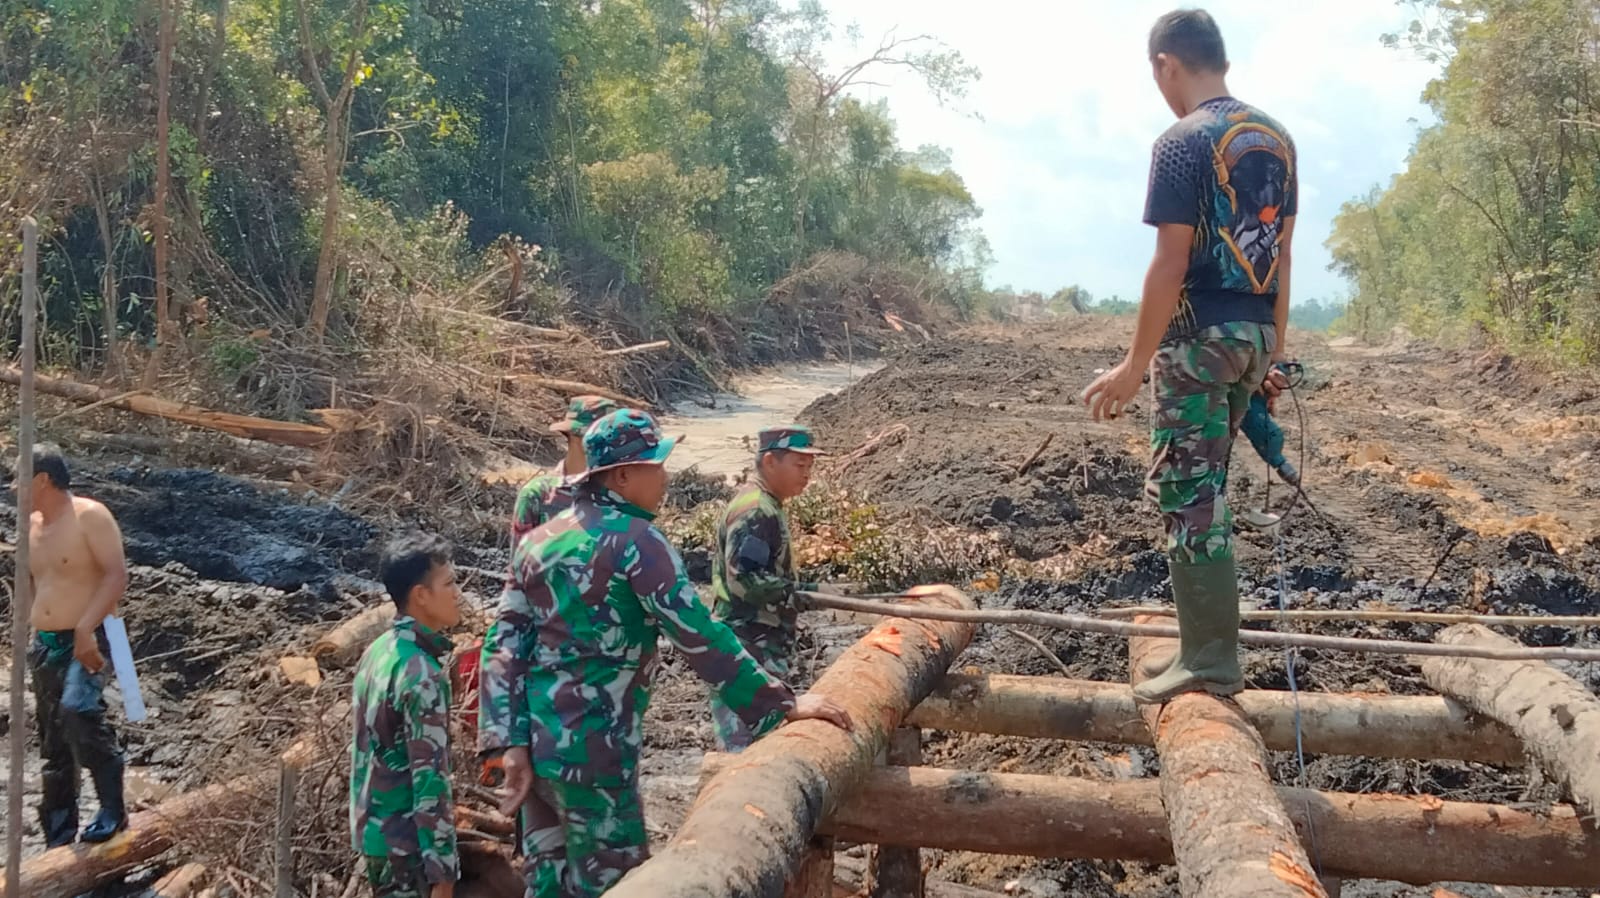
[1133,556,1244,704]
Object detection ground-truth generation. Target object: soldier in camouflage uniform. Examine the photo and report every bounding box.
[479,409,851,898]
[512,396,620,541]
[1083,10,1296,704]
[351,533,464,898]
[709,425,826,751]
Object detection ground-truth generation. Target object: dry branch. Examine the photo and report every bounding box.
[834,424,910,474]
[798,593,1600,663]
[697,760,1600,888]
[1103,606,1600,629]
[0,369,335,448]
[906,674,1523,766]
[604,340,672,357]
[607,586,977,898]
[1130,622,1324,898]
[1420,624,1600,816]
[501,374,648,408]
[420,303,574,340]
[1014,432,1054,476]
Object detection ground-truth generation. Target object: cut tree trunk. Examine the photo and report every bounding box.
[312,604,396,668]
[607,586,976,898]
[906,673,1523,766]
[143,0,175,390]
[696,760,1600,888]
[0,369,336,448]
[152,863,208,898]
[1420,623,1600,816]
[869,728,922,898]
[3,741,317,898]
[784,839,834,898]
[1130,621,1325,898]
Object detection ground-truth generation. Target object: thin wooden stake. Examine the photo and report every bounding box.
[1014,432,1055,476]
[275,759,300,898]
[6,217,40,898]
[799,592,1600,663]
[870,729,923,898]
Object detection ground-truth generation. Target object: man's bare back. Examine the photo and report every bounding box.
[30,495,126,634]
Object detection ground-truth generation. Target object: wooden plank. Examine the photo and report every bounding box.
[869,728,922,898]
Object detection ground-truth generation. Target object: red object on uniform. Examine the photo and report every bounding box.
[455,636,484,729]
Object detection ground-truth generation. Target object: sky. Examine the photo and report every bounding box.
[821,0,1443,305]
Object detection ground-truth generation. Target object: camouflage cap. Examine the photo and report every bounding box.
[550,395,620,435]
[571,408,680,483]
[758,425,826,455]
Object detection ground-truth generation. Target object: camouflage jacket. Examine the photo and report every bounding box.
[478,489,795,785]
[712,481,816,646]
[349,616,458,883]
[510,462,578,541]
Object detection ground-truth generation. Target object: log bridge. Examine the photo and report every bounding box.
[5,591,1599,898]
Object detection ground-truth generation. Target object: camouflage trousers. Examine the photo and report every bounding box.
[364,855,433,898]
[1146,322,1277,565]
[709,626,792,752]
[520,775,648,898]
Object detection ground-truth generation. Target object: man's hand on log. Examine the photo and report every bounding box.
[495,747,533,818]
[786,692,853,731]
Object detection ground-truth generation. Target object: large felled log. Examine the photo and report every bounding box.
[1420,623,1600,816]
[907,673,1523,766]
[0,368,336,448]
[608,586,976,898]
[699,759,1600,888]
[4,741,317,898]
[312,604,397,667]
[1130,622,1324,898]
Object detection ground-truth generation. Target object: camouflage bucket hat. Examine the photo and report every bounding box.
[571,409,680,483]
[758,425,826,455]
[551,395,620,435]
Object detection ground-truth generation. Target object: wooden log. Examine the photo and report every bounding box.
[702,758,1600,887]
[1102,606,1600,629]
[1130,620,1324,898]
[784,839,834,898]
[501,374,648,408]
[607,585,977,898]
[3,741,318,898]
[869,729,922,898]
[152,863,208,898]
[800,593,1600,663]
[0,368,336,448]
[312,604,396,668]
[906,674,1524,766]
[1419,623,1600,816]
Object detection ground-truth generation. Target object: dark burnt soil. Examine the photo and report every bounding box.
[794,324,1600,898]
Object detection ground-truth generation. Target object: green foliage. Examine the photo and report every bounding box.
[1330,0,1600,363]
[1290,297,1344,333]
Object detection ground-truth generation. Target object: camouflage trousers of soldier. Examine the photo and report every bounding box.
[520,775,648,898]
[1146,322,1277,564]
[709,627,792,752]
[364,855,433,898]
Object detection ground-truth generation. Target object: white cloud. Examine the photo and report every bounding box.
[823,0,1439,303]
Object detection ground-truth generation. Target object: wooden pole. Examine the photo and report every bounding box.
[869,728,922,898]
[1419,623,1600,817]
[799,592,1600,663]
[607,586,977,898]
[1101,606,1600,629]
[6,217,39,898]
[1130,619,1324,898]
[697,760,1600,888]
[274,759,300,898]
[3,740,318,898]
[905,674,1524,766]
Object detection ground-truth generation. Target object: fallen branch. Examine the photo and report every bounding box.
[1102,606,1600,629]
[906,674,1523,766]
[799,593,1600,663]
[42,389,146,425]
[834,424,910,475]
[604,340,672,357]
[420,304,573,341]
[0,369,334,449]
[1420,624,1600,817]
[1014,432,1055,476]
[311,604,396,668]
[501,374,648,408]
[1003,628,1070,678]
[153,863,208,898]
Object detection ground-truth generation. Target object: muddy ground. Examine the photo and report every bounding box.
[2,319,1599,897]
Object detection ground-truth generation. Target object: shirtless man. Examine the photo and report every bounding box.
[23,443,130,845]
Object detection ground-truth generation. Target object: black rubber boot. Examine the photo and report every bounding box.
[39,806,79,848]
[1133,556,1245,704]
[80,759,127,843]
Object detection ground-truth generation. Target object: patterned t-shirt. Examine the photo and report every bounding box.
[1144,96,1297,341]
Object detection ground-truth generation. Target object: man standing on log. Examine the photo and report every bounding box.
[350,533,463,898]
[512,396,620,542]
[709,425,826,751]
[479,409,851,898]
[1082,8,1296,703]
[23,443,130,846]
